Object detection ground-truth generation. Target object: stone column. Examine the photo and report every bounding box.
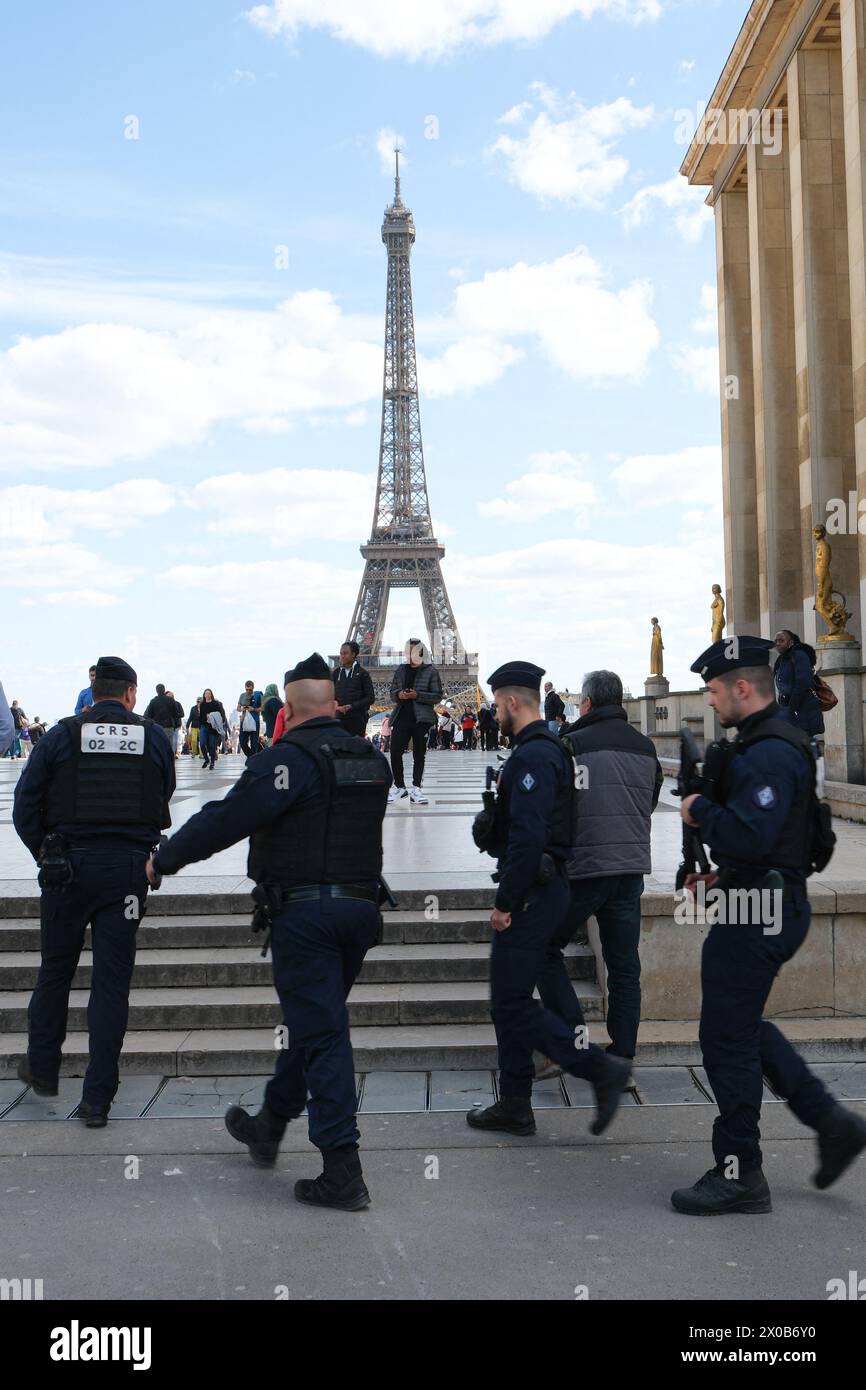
[715,188,760,633]
[841,0,866,632]
[788,45,861,644]
[747,126,803,637]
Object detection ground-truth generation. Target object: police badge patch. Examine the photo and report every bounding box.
[754,785,777,809]
[521,772,536,791]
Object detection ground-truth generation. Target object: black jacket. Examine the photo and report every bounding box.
[389,663,443,727]
[544,690,565,721]
[332,662,375,716]
[145,694,183,729]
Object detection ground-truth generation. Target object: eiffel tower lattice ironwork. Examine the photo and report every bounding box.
[345,152,477,703]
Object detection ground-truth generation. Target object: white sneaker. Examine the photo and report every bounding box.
[388,786,408,803]
[410,785,428,804]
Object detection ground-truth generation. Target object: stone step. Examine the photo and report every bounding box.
[2,1017,865,1077]
[0,942,594,990]
[0,910,503,950]
[0,980,604,1031]
[0,887,498,920]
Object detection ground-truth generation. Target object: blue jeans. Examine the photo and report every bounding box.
[536,874,644,1060]
[199,725,219,765]
[239,712,260,760]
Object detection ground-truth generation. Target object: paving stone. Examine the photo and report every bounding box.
[630,1066,710,1105]
[429,1070,495,1112]
[692,1066,779,1104]
[108,1075,167,1119]
[0,1079,27,1115]
[805,1062,866,1100]
[147,1075,268,1118]
[1,1079,83,1121]
[359,1071,428,1113]
[530,1076,568,1109]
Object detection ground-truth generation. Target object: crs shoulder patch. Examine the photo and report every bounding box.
[520,771,536,792]
[753,784,777,810]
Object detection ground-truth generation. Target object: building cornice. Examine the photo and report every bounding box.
[680,0,829,195]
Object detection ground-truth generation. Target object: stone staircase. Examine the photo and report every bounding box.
[0,890,601,1077]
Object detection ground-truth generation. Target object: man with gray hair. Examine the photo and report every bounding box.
[536,669,662,1082]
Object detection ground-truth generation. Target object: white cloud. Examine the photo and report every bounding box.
[479,450,596,521]
[0,293,383,471]
[0,248,658,470]
[489,90,654,207]
[448,251,659,381]
[693,283,717,334]
[611,444,722,510]
[191,466,375,543]
[418,337,525,397]
[230,68,257,84]
[679,59,695,74]
[621,174,713,242]
[497,102,533,126]
[0,479,176,542]
[0,542,134,603]
[673,343,720,395]
[447,524,721,693]
[246,1,665,62]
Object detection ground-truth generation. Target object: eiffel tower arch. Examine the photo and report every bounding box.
[340,153,479,709]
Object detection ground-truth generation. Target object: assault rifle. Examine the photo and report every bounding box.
[673,727,712,892]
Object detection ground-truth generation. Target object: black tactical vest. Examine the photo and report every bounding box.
[43,712,169,829]
[723,718,815,870]
[247,723,390,887]
[494,726,576,852]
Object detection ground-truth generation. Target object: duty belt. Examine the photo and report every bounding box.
[277,883,380,905]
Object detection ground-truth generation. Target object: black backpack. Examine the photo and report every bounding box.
[737,719,835,875]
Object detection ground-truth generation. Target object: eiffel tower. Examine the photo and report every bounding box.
[342,151,479,708]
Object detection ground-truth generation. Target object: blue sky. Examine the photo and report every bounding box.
[0,0,746,719]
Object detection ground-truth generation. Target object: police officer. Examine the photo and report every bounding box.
[147,654,391,1211]
[467,661,630,1138]
[673,636,866,1214]
[12,656,175,1127]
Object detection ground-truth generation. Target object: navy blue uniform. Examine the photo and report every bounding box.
[12,702,175,1106]
[154,716,391,1150]
[691,714,834,1172]
[487,721,612,1100]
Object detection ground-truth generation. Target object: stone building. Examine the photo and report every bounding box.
[682,0,866,789]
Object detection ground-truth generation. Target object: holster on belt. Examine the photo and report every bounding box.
[37,832,74,893]
[250,882,281,959]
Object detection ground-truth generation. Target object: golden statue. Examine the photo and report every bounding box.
[813,524,854,640]
[711,584,726,642]
[650,617,664,677]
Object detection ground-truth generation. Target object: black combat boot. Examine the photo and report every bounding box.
[813,1104,866,1190]
[17,1058,58,1098]
[466,1097,536,1136]
[589,1053,632,1135]
[224,1101,287,1168]
[294,1145,371,1211]
[77,1101,109,1129]
[671,1165,772,1215]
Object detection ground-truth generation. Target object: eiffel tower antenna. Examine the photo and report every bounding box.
[343,160,478,703]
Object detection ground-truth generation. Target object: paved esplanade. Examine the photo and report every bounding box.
[2,750,865,1299]
[4,749,866,892]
